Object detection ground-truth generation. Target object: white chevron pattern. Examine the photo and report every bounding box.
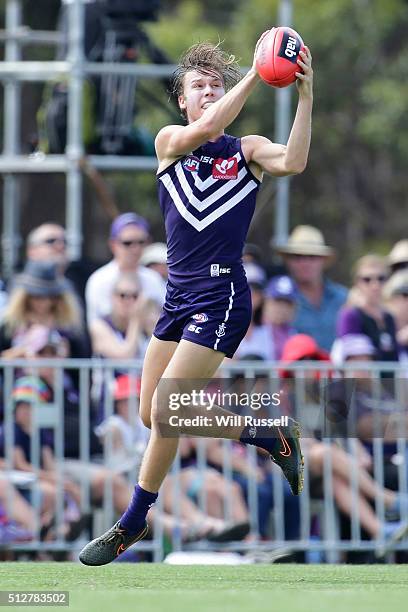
[159,172,257,232]
[174,162,250,212]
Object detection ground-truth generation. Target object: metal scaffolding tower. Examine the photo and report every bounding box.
[0,0,175,277]
[0,0,292,279]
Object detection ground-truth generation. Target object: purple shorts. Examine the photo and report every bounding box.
[153,280,252,358]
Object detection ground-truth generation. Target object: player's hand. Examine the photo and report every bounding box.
[251,30,270,77]
[295,47,313,99]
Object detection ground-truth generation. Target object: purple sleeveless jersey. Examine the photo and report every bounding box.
[157,134,260,290]
[153,134,260,357]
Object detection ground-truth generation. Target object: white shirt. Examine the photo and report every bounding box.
[234,325,276,361]
[85,260,166,323]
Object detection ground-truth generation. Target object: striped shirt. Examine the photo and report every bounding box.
[157,134,260,291]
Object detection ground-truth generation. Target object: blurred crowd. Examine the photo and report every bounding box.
[1,214,408,561]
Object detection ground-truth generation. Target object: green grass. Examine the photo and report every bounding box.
[0,563,408,612]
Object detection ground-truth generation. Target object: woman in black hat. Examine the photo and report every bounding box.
[0,261,87,359]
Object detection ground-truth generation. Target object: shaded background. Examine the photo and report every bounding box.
[1,0,407,279]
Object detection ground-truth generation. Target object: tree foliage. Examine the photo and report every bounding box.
[1,0,408,276]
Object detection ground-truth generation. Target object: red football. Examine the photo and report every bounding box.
[255,26,305,88]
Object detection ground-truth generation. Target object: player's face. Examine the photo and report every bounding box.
[179,70,225,123]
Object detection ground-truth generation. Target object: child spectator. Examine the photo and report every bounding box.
[263,275,297,360]
[235,263,273,360]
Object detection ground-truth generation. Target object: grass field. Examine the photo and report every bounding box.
[0,563,408,612]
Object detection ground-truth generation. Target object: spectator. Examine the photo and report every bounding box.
[263,275,297,360]
[0,278,7,320]
[9,374,140,532]
[276,225,347,351]
[85,213,166,323]
[26,224,68,274]
[10,376,84,541]
[26,222,94,307]
[329,334,408,511]
[89,273,156,361]
[15,326,102,459]
[383,270,408,362]
[235,263,273,360]
[280,335,408,543]
[0,261,88,359]
[388,239,408,276]
[336,254,399,363]
[242,243,262,266]
[0,483,34,544]
[200,436,299,540]
[139,242,168,282]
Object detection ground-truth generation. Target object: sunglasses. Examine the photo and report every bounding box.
[42,237,67,246]
[119,239,147,248]
[358,275,387,284]
[115,291,139,300]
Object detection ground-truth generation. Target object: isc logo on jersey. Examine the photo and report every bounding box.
[183,156,200,172]
[192,313,208,323]
[212,157,238,180]
[210,264,231,277]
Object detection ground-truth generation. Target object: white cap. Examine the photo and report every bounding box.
[140,242,167,267]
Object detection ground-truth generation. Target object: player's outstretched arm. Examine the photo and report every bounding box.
[243,47,313,177]
[155,33,271,165]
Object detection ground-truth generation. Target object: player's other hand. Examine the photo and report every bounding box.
[251,30,270,77]
[295,47,313,99]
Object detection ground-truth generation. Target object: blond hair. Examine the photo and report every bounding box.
[352,254,389,284]
[3,287,81,334]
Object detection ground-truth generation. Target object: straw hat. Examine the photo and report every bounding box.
[275,225,334,258]
[388,240,408,267]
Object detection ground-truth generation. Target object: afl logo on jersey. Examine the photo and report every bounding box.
[192,313,208,323]
[183,156,200,172]
[212,157,238,180]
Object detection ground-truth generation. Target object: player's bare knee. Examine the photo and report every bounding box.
[140,404,152,429]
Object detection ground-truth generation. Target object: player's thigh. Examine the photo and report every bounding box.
[152,339,225,417]
[162,339,225,380]
[139,335,178,428]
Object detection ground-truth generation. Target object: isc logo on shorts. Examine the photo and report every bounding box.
[187,324,202,334]
[183,156,200,172]
[210,264,231,277]
[212,157,238,180]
